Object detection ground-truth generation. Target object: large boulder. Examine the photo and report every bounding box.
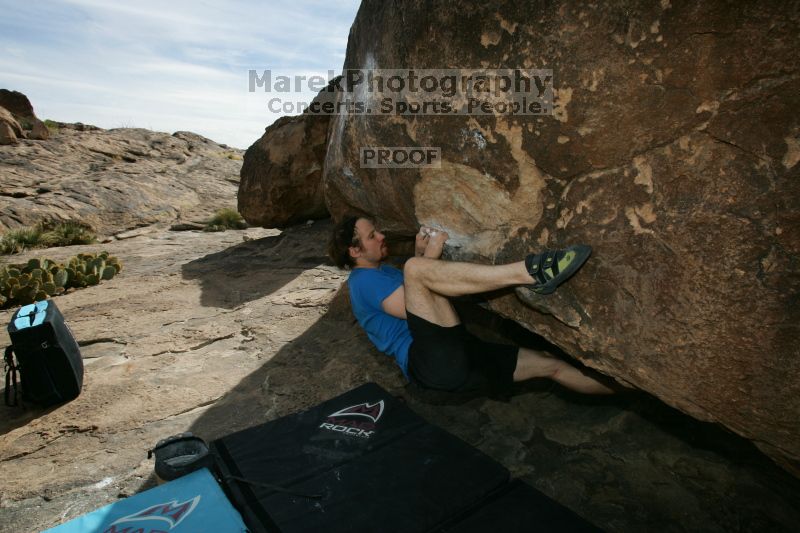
[323,1,800,474]
[238,82,337,227]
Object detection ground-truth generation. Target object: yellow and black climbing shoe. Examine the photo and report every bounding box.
[525,244,592,295]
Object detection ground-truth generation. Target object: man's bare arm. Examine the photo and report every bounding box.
[381,286,407,319]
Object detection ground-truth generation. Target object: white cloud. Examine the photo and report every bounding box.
[0,0,360,148]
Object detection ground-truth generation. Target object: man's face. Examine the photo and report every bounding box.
[350,218,387,267]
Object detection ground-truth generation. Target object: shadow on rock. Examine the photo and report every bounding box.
[136,287,406,491]
[181,221,333,309]
[0,402,60,437]
[186,287,406,442]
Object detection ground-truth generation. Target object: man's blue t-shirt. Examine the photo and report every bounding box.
[348,265,412,378]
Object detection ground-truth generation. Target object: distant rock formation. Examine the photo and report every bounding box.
[0,106,24,145]
[237,80,339,227]
[0,106,244,236]
[320,0,800,475]
[0,89,50,140]
[0,89,36,118]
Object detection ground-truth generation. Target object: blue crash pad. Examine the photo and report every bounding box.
[44,468,246,533]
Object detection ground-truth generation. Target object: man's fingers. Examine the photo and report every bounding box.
[419,225,448,242]
[428,231,449,248]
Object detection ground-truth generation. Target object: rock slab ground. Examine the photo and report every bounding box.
[1,221,799,532]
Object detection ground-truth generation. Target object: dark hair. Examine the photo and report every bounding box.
[328,215,362,269]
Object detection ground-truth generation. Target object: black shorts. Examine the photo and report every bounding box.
[406,311,518,394]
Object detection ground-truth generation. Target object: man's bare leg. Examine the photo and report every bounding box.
[405,257,532,297]
[514,348,615,394]
[403,256,533,327]
[402,256,614,394]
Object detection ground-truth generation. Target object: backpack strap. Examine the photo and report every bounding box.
[4,346,19,407]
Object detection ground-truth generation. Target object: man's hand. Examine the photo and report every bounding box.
[415,227,430,257]
[423,229,449,259]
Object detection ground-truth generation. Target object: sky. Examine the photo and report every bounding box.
[0,0,361,149]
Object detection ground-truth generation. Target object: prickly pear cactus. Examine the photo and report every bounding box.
[0,251,123,309]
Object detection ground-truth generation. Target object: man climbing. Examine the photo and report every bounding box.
[328,216,614,395]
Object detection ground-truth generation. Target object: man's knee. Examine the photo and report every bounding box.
[404,256,434,283]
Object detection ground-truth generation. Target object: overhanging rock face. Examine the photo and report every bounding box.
[323,0,800,473]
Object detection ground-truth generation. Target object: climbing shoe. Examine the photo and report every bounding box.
[525,244,592,295]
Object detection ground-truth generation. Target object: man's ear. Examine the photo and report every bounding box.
[348,245,361,259]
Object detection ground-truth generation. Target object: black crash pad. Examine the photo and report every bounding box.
[211,382,599,533]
